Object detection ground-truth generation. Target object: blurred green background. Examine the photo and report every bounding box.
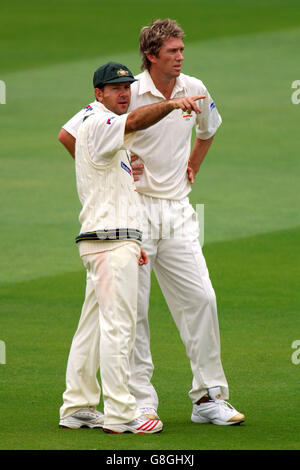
[0,0,299,451]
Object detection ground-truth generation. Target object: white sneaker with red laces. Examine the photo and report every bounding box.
[191,387,245,426]
[103,414,163,434]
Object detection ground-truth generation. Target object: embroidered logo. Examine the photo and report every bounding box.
[182,109,193,120]
[117,68,130,77]
[210,102,216,111]
[106,116,116,125]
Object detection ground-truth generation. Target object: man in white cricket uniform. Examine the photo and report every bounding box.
[59,60,205,432]
[59,20,245,426]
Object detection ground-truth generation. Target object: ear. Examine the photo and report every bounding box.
[94,87,104,102]
[146,53,157,66]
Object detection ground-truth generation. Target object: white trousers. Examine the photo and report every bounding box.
[60,242,141,425]
[128,195,229,407]
[60,196,229,418]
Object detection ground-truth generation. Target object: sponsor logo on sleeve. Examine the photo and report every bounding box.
[106,116,116,125]
[121,161,132,175]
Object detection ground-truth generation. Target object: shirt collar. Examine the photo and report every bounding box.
[92,100,118,115]
[93,100,109,113]
[137,69,186,98]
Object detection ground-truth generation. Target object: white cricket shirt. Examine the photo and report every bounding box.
[128,70,222,200]
[74,101,140,256]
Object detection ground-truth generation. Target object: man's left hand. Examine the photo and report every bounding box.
[131,154,144,181]
[187,160,195,184]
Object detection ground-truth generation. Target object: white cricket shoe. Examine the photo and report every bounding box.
[191,387,245,426]
[103,414,163,434]
[59,407,104,429]
[140,407,160,419]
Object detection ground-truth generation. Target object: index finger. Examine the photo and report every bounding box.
[192,95,206,101]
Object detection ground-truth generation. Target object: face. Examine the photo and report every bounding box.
[148,37,184,79]
[95,82,131,115]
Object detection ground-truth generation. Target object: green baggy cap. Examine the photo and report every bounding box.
[93,62,137,88]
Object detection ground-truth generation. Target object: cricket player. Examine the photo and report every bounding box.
[59,19,245,426]
[59,60,204,433]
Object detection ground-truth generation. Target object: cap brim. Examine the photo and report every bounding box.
[95,77,137,88]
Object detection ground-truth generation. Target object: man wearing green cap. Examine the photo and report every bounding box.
[58,61,204,433]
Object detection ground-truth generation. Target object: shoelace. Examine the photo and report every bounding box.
[214,398,234,409]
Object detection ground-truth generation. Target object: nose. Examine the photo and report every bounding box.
[177,50,184,61]
[119,87,130,99]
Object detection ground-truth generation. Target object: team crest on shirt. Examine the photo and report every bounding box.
[182,109,193,120]
[85,104,93,112]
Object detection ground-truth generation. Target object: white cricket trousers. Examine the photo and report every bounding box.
[128,194,229,409]
[60,242,141,426]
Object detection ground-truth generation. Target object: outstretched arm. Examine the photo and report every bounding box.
[58,95,206,162]
[125,95,205,134]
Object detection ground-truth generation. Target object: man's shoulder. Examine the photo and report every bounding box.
[78,103,117,134]
[179,73,207,92]
[131,71,144,93]
[82,101,98,113]
[75,100,98,117]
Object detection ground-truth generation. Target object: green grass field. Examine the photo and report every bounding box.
[1,0,300,452]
